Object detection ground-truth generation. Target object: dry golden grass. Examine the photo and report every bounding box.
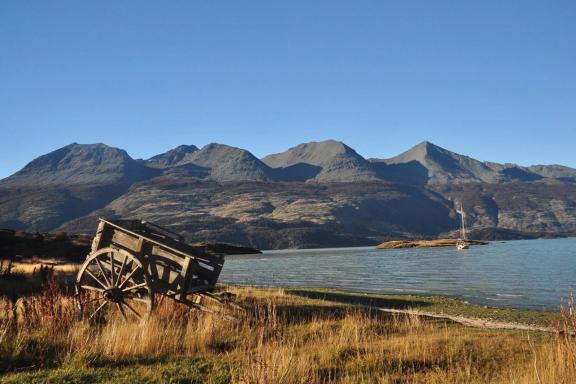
[9,259,80,275]
[0,282,575,383]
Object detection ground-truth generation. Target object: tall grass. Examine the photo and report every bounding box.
[0,282,575,383]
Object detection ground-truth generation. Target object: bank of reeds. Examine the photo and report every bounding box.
[0,281,575,383]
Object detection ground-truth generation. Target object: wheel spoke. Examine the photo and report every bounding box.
[122,282,148,292]
[118,265,141,289]
[85,269,108,290]
[122,300,143,320]
[78,248,152,321]
[115,255,128,287]
[95,257,111,287]
[89,301,108,320]
[116,302,127,320]
[109,252,115,288]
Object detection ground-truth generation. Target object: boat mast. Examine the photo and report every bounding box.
[459,204,467,241]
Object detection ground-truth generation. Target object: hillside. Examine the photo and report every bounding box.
[262,140,377,182]
[369,141,552,185]
[2,143,156,187]
[146,144,199,168]
[1,140,576,248]
[0,143,158,232]
[59,180,456,249]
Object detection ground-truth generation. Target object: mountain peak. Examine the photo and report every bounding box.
[1,143,154,187]
[200,142,242,152]
[377,142,496,184]
[406,141,450,156]
[179,143,273,182]
[147,144,199,168]
[262,140,376,182]
[263,140,357,165]
[193,143,259,161]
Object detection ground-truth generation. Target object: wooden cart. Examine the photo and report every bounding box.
[75,218,225,321]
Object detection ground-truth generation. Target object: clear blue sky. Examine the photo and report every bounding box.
[1,0,575,178]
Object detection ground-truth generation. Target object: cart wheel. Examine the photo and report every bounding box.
[76,247,154,321]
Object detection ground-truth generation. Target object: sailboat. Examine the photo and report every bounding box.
[456,204,469,250]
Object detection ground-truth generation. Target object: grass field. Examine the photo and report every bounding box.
[0,276,575,383]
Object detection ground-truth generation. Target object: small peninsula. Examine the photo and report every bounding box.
[376,239,488,249]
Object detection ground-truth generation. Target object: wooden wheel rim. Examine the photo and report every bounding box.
[75,247,154,321]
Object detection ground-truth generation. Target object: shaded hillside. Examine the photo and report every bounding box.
[0,184,134,232]
[431,183,576,234]
[59,180,457,249]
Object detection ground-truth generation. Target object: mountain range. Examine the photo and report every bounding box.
[1,140,575,249]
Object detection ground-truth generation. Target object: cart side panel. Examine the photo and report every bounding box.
[112,230,144,253]
[186,256,224,294]
[95,223,145,255]
[144,245,190,296]
[174,257,195,301]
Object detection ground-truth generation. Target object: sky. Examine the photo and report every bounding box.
[1,0,575,178]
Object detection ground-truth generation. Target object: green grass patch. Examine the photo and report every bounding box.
[0,357,233,384]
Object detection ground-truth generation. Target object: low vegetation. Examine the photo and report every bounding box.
[0,278,575,383]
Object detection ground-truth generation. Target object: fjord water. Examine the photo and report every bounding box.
[221,238,576,310]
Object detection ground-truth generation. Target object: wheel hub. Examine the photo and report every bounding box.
[103,287,123,303]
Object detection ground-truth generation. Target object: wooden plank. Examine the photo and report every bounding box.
[112,230,142,252]
[90,220,106,253]
[174,257,195,301]
[151,245,185,264]
[99,218,213,261]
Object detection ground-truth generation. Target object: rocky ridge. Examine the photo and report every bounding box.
[1,140,575,249]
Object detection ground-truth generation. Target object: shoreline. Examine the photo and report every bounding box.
[3,257,565,329]
[222,285,562,331]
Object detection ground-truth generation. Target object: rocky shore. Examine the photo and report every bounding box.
[376,238,488,249]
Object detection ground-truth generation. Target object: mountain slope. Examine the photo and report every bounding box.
[527,165,576,182]
[146,145,199,168]
[371,141,497,184]
[59,179,457,249]
[1,143,156,187]
[371,141,547,185]
[0,143,158,231]
[262,140,377,182]
[432,182,576,234]
[178,143,275,182]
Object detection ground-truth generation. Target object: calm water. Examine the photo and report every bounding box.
[220,238,576,310]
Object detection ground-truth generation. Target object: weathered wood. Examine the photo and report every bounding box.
[76,247,154,320]
[76,218,226,319]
